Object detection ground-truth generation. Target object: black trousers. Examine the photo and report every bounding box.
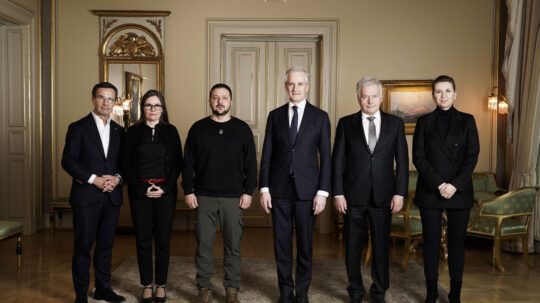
[344,200,391,303]
[72,197,120,294]
[271,177,316,296]
[420,207,470,282]
[130,191,176,285]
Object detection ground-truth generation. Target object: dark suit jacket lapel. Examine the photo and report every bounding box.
[373,112,389,154]
[354,111,371,154]
[278,104,291,147]
[426,110,453,160]
[109,121,122,158]
[296,101,313,143]
[83,113,106,159]
[444,109,463,158]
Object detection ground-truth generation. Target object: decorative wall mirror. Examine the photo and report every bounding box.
[93,10,170,127]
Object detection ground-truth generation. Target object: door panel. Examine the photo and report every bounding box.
[276,41,320,108]
[0,25,31,226]
[223,37,321,227]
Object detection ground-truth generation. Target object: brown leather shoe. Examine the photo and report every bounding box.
[196,287,212,303]
[225,287,240,303]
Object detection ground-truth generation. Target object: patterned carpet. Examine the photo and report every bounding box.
[89,256,448,302]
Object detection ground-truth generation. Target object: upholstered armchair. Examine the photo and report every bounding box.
[467,187,536,272]
[0,220,23,270]
[472,172,505,202]
[470,172,506,223]
[390,190,423,272]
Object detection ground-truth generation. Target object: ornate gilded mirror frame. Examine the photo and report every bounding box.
[92,10,170,127]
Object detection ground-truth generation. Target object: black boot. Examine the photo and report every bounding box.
[448,280,462,303]
[425,279,438,303]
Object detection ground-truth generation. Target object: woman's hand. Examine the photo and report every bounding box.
[145,184,165,198]
[439,183,457,199]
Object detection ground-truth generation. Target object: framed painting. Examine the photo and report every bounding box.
[125,72,143,125]
[381,80,435,135]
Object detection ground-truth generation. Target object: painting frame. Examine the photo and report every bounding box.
[381,80,434,135]
[125,72,143,125]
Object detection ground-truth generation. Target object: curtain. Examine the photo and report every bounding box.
[503,0,540,253]
[535,152,540,245]
[502,0,524,142]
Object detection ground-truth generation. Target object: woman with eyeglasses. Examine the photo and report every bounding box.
[122,90,182,303]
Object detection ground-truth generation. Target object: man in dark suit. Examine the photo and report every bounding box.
[332,77,408,303]
[259,66,331,303]
[62,82,125,303]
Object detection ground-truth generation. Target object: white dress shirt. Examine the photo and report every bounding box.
[261,100,328,198]
[361,110,381,142]
[288,100,306,131]
[87,111,111,184]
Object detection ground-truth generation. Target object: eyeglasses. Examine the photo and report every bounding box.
[96,95,117,104]
[144,104,163,110]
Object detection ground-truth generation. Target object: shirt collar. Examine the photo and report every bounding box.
[91,110,110,127]
[289,99,307,111]
[361,110,381,120]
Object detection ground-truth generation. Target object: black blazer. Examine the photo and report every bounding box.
[332,111,409,207]
[61,113,124,206]
[121,122,183,198]
[412,107,480,209]
[259,102,331,200]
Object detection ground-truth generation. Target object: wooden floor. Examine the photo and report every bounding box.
[0,228,538,302]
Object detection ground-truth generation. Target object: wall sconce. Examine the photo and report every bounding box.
[112,99,124,116]
[122,98,132,127]
[498,100,508,115]
[488,94,498,110]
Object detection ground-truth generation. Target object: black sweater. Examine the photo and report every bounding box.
[182,117,257,197]
[435,106,454,138]
[122,122,183,198]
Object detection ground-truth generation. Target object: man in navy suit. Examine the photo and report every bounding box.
[259,66,331,303]
[62,82,125,303]
[332,77,408,303]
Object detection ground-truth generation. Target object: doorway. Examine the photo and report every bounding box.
[0,3,41,234]
[208,20,338,232]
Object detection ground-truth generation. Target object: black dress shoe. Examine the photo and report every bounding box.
[295,293,309,303]
[277,292,294,303]
[93,287,126,302]
[75,293,88,303]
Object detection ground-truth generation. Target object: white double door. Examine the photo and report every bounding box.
[0,23,39,233]
[220,36,321,227]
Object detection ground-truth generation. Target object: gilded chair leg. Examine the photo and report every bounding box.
[401,238,411,272]
[411,239,419,260]
[493,238,505,273]
[441,225,448,261]
[17,234,22,271]
[521,235,532,269]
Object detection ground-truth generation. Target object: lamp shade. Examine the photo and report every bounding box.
[498,100,508,114]
[488,95,498,110]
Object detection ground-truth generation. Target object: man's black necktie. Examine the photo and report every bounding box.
[289,105,298,174]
